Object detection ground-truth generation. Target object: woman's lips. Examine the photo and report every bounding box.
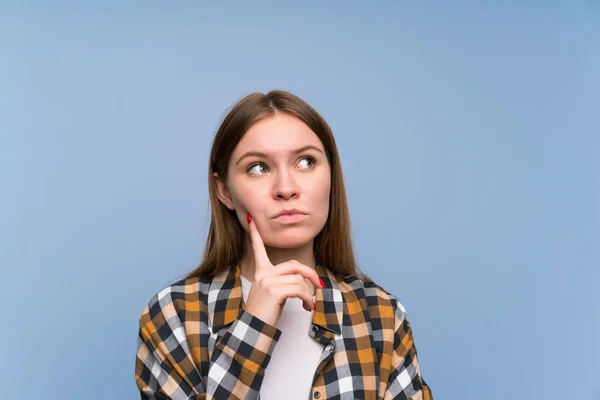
[274,213,307,224]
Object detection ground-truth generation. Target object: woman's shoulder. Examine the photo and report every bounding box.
[336,273,408,318]
[137,275,210,318]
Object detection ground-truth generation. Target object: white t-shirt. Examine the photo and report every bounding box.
[240,275,324,400]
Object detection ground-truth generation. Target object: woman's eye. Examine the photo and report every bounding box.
[298,156,316,169]
[247,157,316,175]
[248,163,268,175]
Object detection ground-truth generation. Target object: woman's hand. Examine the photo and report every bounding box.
[244,212,324,326]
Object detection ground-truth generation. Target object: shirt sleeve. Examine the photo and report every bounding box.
[384,299,433,400]
[135,297,282,400]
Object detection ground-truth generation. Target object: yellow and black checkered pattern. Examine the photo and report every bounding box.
[135,264,433,399]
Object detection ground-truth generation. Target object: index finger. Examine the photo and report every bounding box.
[247,212,272,269]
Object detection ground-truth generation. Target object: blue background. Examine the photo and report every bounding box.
[1,2,598,399]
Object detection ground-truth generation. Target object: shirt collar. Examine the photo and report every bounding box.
[208,264,343,335]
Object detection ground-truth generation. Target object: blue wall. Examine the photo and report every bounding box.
[1,2,598,399]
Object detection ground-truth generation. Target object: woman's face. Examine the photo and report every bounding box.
[216,113,331,249]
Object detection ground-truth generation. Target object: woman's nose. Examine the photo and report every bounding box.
[272,170,300,199]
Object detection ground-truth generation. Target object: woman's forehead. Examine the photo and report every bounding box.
[234,114,325,155]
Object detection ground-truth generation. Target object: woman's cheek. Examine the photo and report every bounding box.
[237,200,265,224]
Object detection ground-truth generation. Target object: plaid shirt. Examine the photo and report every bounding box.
[135,264,433,400]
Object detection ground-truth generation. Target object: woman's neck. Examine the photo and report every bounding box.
[239,237,316,282]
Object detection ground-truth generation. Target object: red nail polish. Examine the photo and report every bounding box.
[319,279,325,288]
[247,213,252,224]
[313,301,316,311]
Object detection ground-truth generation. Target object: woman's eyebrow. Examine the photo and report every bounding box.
[235,145,324,165]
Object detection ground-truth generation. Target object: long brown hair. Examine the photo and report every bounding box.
[186,90,369,281]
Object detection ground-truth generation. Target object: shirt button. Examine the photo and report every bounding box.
[313,390,321,398]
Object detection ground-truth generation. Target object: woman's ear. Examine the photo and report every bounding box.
[213,172,236,210]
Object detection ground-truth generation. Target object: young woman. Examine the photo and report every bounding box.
[135,90,433,400]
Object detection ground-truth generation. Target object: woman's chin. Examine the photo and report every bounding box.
[264,232,314,249]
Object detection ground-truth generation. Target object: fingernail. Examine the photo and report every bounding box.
[319,279,326,288]
[313,301,316,311]
[247,212,252,224]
